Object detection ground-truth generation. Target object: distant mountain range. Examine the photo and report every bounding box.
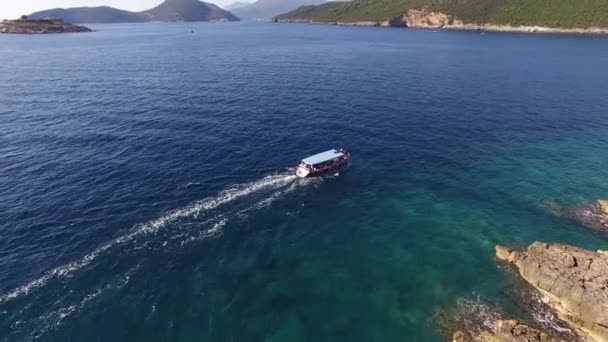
[224,1,252,11]
[230,0,326,20]
[28,0,239,23]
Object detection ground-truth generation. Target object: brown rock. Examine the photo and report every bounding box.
[453,330,468,342]
[442,299,569,342]
[502,242,608,341]
[451,320,565,342]
[401,9,453,28]
[493,320,563,342]
[599,201,608,225]
[496,245,516,262]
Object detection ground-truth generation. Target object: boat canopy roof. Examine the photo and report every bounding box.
[301,149,344,166]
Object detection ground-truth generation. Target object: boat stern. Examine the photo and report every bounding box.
[296,165,310,178]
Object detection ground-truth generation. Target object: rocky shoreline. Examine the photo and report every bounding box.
[453,319,568,342]
[275,9,608,35]
[0,18,92,34]
[433,195,608,342]
[438,296,579,342]
[440,241,608,342]
[495,243,608,341]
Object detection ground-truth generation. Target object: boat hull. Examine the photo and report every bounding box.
[295,157,349,178]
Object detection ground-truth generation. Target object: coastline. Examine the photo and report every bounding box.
[275,19,608,36]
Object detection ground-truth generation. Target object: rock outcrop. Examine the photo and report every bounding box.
[495,243,608,342]
[453,319,564,342]
[491,320,564,342]
[401,9,455,28]
[398,9,608,34]
[440,298,570,342]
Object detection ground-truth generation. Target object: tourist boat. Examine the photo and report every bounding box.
[295,148,350,178]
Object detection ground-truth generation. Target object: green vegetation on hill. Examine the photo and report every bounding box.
[276,0,608,28]
[277,2,349,21]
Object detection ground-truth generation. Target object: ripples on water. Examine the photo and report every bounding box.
[1,22,608,341]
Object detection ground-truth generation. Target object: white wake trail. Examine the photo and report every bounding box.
[177,177,310,247]
[26,265,140,341]
[0,173,297,305]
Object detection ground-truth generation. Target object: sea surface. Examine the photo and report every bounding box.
[1,21,608,341]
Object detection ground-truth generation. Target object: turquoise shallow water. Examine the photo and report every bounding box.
[1,22,608,341]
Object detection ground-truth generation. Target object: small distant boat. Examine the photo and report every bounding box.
[296,148,350,178]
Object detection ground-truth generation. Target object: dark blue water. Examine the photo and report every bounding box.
[1,21,608,341]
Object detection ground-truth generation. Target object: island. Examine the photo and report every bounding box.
[275,0,608,35]
[0,16,92,34]
[27,0,239,24]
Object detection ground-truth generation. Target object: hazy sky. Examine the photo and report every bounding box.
[0,0,253,19]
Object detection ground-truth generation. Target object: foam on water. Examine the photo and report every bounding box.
[454,298,502,336]
[178,219,227,248]
[178,176,319,247]
[532,312,574,334]
[0,172,299,305]
[527,292,577,337]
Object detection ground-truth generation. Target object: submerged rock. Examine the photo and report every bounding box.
[495,242,608,342]
[543,199,608,234]
[569,200,608,232]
